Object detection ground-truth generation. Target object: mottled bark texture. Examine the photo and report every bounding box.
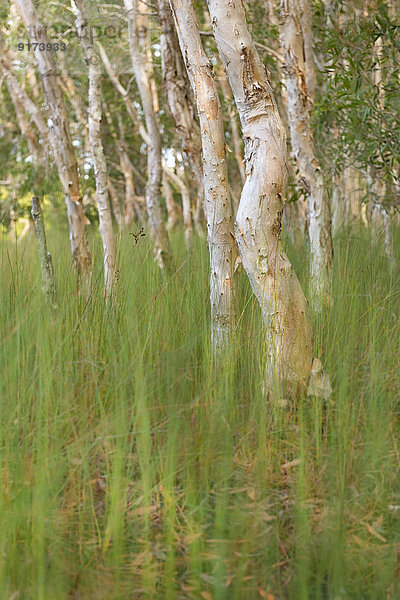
[13,0,91,275]
[157,0,204,227]
[124,0,172,269]
[31,196,57,308]
[280,0,333,309]
[169,0,236,353]
[75,0,117,296]
[206,0,313,396]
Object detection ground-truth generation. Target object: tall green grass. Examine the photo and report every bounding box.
[0,220,399,599]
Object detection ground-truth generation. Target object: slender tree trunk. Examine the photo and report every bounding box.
[0,51,48,143]
[124,0,172,269]
[162,161,192,248]
[298,0,317,105]
[331,172,345,236]
[162,171,182,231]
[58,52,91,156]
[107,176,124,231]
[206,0,313,396]
[97,41,150,145]
[116,114,147,227]
[13,0,91,275]
[10,94,43,162]
[75,1,116,296]
[102,105,143,227]
[373,36,393,267]
[218,65,246,184]
[280,0,333,309]
[31,196,57,308]
[157,0,204,230]
[169,0,236,353]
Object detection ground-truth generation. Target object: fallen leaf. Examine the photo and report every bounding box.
[281,458,301,471]
[353,535,369,549]
[247,488,256,501]
[364,523,387,543]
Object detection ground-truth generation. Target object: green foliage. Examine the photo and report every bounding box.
[314,1,400,201]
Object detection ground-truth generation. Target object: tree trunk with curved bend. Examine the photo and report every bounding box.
[206,0,313,397]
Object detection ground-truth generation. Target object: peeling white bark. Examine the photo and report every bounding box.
[280,0,333,308]
[206,0,313,395]
[75,1,117,296]
[169,0,236,352]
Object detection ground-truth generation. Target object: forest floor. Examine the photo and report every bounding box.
[1,220,400,599]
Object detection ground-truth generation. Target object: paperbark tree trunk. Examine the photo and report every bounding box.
[373,36,393,267]
[58,52,91,156]
[13,0,91,276]
[75,1,117,296]
[116,114,147,227]
[162,171,182,231]
[31,196,57,308]
[298,0,317,105]
[169,0,236,353]
[206,0,313,396]
[97,41,150,145]
[162,161,192,247]
[218,65,246,184]
[157,0,204,230]
[103,105,144,227]
[279,0,333,309]
[124,0,172,270]
[0,54,45,164]
[107,176,123,231]
[0,51,48,143]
